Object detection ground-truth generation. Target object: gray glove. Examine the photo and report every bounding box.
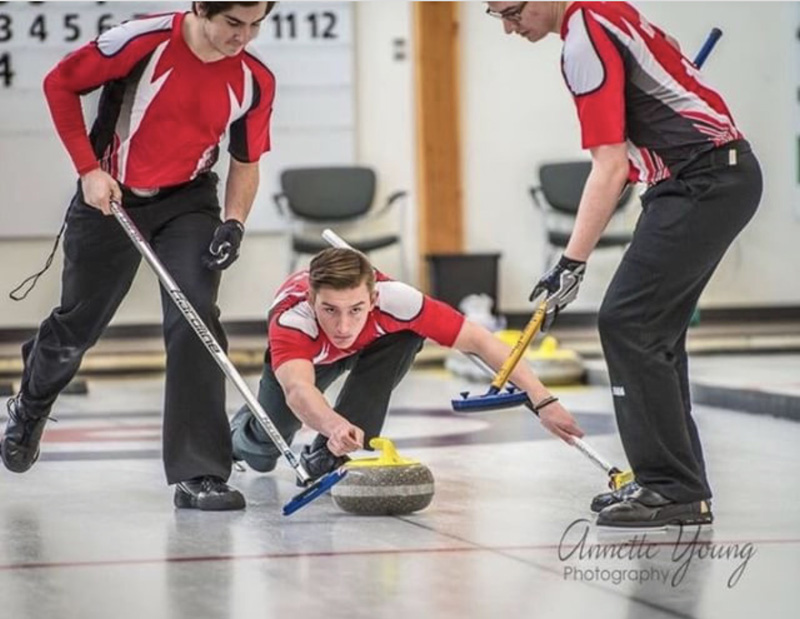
[529,255,586,330]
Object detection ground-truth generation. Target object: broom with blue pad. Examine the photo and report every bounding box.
[111,201,346,516]
[452,299,633,490]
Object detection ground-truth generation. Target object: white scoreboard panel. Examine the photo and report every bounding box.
[0,1,355,237]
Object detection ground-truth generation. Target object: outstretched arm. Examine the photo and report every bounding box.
[275,359,364,455]
[451,320,585,442]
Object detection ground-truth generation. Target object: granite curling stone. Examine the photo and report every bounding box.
[331,437,434,516]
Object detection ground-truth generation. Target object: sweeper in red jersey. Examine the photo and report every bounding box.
[487,2,762,527]
[2,3,277,511]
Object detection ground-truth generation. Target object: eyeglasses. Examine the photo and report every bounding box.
[485,2,527,24]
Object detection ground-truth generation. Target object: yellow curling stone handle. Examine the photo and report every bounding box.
[345,437,419,468]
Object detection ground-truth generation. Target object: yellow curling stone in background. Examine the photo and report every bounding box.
[331,437,435,516]
[495,331,586,385]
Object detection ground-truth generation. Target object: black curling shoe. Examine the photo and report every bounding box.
[597,486,713,528]
[1,395,51,473]
[174,476,246,511]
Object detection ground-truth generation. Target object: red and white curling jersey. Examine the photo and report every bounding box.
[561,2,742,184]
[267,271,466,370]
[43,12,275,187]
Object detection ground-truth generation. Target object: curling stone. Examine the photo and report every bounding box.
[331,437,434,516]
[496,331,585,385]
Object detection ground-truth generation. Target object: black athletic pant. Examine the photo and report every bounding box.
[231,331,425,470]
[19,173,232,484]
[598,141,762,503]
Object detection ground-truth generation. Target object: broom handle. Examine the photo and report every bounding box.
[488,302,545,393]
[464,354,615,475]
[322,228,352,250]
[693,27,722,69]
[112,201,310,484]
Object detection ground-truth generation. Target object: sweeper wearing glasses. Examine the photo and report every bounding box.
[486,2,762,527]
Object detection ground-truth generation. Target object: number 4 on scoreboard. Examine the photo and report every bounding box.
[0,52,13,88]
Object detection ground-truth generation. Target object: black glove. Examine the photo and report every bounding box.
[529,255,586,330]
[203,220,244,270]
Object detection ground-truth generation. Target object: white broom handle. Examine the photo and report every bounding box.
[464,354,613,474]
[111,201,310,484]
[569,437,615,475]
[322,228,349,249]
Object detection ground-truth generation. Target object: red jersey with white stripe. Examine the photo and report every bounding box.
[267,271,466,370]
[43,12,274,187]
[560,2,742,184]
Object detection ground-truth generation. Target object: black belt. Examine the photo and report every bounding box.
[676,139,751,177]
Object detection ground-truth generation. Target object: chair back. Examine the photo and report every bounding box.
[280,167,376,222]
[539,161,632,214]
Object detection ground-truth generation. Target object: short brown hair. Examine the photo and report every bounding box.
[309,248,375,294]
[192,2,277,19]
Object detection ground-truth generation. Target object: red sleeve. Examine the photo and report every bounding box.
[42,18,172,175]
[411,296,466,347]
[375,279,465,347]
[562,8,626,149]
[229,54,275,163]
[267,318,318,371]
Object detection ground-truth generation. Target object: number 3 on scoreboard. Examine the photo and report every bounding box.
[0,52,13,87]
[0,13,11,43]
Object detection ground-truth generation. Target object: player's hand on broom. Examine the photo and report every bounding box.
[538,400,585,444]
[81,168,122,216]
[530,255,586,331]
[327,418,365,456]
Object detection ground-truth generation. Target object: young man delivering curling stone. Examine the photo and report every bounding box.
[230,248,585,479]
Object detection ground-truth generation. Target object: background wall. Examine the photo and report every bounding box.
[0,1,797,331]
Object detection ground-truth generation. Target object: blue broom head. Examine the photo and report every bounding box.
[282,467,348,516]
[451,387,531,412]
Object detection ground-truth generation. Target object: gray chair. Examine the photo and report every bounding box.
[530,161,634,266]
[274,167,408,276]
